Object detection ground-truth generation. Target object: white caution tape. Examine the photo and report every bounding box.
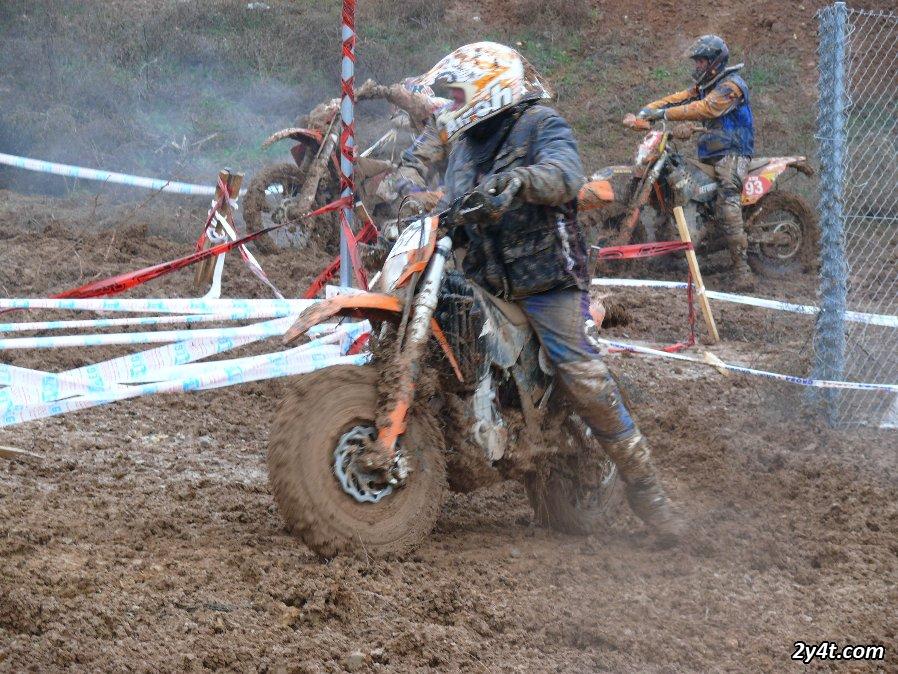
[0,321,371,427]
[1,323,272,404]
[1,351,370,427]
[212,211,284,299]
[591,278,898,328]
[0,297,315,315]
[0,319,366,409]
[595,337,898,393]
[0,311,289,333]
[0,152,247,197]
[0,315,296,349]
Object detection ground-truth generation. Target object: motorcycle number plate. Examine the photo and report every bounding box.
[381,216,438,291]
[743,175,771,198]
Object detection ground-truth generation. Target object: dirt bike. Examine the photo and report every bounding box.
[243,101,441,254]
[580,114,818,276]
[266,192,621,558]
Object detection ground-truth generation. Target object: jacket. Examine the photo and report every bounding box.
[440,103,587,299]
[648,69,754,160]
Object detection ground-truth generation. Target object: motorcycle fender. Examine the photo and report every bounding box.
[283,293,403,345]
[471,287,529,369]
[261,127,324,149]
[282,292,465,382]
[580,166,635,212]
[741,156,809,206]
[578,179,615,211]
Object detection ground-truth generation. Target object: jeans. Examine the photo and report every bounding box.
[516,288,637,442]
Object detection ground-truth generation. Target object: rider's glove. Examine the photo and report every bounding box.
[638,107,665,121]
[478,170,524,221]
[356,78,387,100]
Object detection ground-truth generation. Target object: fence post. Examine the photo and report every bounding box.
[812,1,849,424]
[338,0,357,287]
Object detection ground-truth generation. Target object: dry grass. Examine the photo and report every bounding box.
[0,0,839,199]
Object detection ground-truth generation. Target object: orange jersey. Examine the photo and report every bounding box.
[647,80,745,121]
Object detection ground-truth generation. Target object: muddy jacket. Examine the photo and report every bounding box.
[395,116,450,193]
[648,69,754,160]
[441,103,587,299]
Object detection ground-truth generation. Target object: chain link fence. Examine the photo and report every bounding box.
[813,2,898,428]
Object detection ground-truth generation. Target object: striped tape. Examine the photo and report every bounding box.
[0,315,296,349]
[0,321,371,427]
[594,337,898,393]
[1,351,370,427]
[0,311,290,333]
[0,320,358,404]
[591,278,898,328]
[0,152,246,197]
[0,297,315,315]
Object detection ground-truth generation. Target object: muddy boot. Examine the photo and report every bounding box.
[727,234,755,293]
[556,361,686,542]
[604,433,686,543]
[625,474,687,544]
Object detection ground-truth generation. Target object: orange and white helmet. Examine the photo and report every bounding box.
[418,42,552,142]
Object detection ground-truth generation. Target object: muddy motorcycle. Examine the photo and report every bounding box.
[243,101,440,254]
[580,115,818,276]
[267,192,621,558]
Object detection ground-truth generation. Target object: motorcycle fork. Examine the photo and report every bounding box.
[618,153,668,245]
[295,116,339,215]
[368,237,454,472]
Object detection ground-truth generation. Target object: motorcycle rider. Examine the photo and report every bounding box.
[423,42,685,542]
[639,35,756,290]
[357,78,451,213]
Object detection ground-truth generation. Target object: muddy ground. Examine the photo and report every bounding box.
[0,193,896,673]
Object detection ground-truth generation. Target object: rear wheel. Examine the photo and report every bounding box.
[524,418,622,535]
[267,365,447,558]
[746,191,819,276]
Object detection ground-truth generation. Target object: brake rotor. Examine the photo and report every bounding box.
[333,425,394,503]
[758,211,803,260]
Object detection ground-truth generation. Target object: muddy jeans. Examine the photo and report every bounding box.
[517,288,676,522]
[707,154,750,251]
[516,288,637,444]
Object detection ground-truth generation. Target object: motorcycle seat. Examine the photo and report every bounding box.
[687,157,773,176]
[477,286,529,326]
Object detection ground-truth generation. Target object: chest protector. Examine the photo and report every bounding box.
[697,74,755,160]
[458,105,587,300]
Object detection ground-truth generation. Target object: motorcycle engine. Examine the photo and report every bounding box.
[667,158,718,205]
[435,271,507,462]
[435,271,490,387]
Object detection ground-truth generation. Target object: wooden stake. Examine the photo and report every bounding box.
[194,169,244,290]
[0,445,42,461]
[672,205,720,344]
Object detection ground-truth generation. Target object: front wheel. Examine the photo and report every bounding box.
[267,365,447,558]
[746,191,819,276]
[524,418,622,535]
[243,162,339,254]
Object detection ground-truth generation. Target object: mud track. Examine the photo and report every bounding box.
[0,194,895,672]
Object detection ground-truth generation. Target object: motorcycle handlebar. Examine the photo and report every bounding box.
[622,113,703,138]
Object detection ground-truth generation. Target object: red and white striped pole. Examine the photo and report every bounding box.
[338,0,357,287]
